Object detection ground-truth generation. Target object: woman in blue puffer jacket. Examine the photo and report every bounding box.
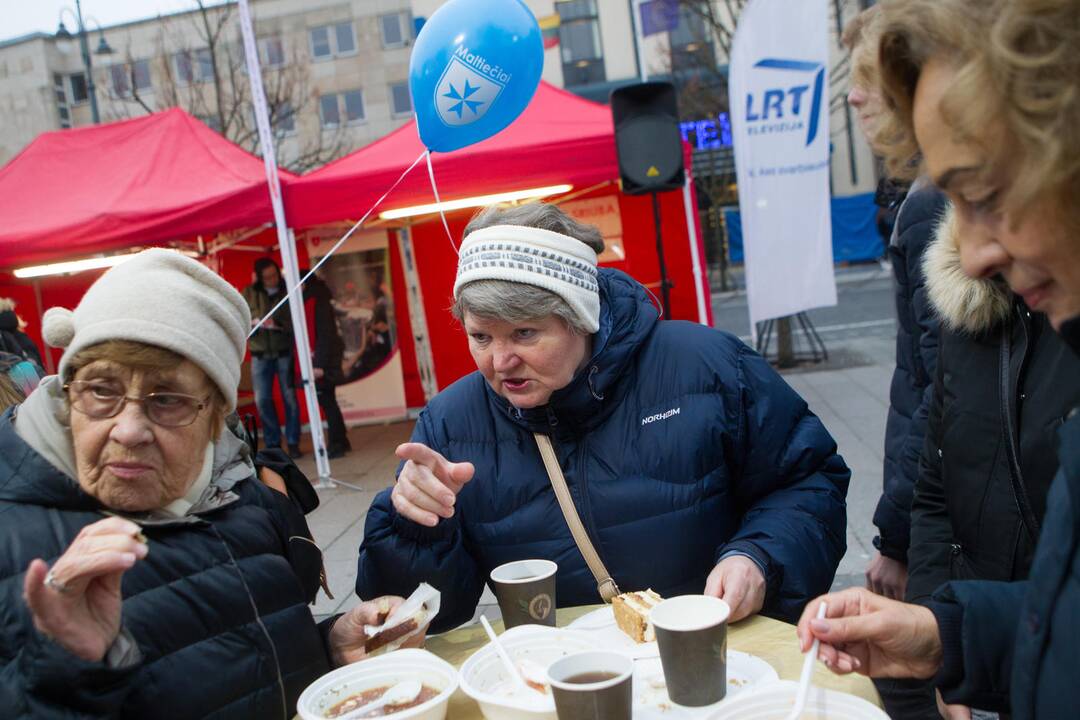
[357,202,851,633]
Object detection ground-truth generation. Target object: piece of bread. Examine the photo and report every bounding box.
[612,589,662,643]
[363,602,429,653]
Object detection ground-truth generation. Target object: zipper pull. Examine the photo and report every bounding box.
[546,406,559,427]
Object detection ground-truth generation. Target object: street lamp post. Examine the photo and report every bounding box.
[56,0,113,124]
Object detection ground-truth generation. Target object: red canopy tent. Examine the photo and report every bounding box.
[0,108,289,267]
[286,81,713,407]
[0,109,299,380]
[287,82,617,226]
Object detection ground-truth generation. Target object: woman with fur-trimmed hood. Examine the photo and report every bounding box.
[906,206,1080,606]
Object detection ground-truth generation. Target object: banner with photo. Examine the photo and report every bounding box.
[305,227,407,425]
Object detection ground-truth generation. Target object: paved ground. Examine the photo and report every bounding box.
[293,264,898,623]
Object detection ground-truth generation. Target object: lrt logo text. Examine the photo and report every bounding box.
[744,59,825,146]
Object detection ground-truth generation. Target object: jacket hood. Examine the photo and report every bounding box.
[923,203,1012,334]
[488,267,659,433]
[0,309,17,332]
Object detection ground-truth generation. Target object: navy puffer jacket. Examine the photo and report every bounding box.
[876,183,947,561]
[357,269,850,631]
[0,410,331,719]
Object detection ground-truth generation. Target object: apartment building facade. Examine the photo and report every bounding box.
[0,0,875,194]
[0,0,416,170]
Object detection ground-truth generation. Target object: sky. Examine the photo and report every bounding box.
[2,0,230,43]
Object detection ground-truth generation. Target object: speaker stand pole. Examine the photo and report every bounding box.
[651,191,672,315]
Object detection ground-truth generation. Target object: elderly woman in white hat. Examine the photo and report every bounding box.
[357,203,851,632]
[0,249,411,718]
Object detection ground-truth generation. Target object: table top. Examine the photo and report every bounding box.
[425,605,881,718]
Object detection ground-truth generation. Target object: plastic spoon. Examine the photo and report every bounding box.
[786,602,828,720]
[333,679,422,720]
[479,615,543,696]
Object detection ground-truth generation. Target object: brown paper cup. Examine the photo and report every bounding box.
[548,650,633,720]
[650,595,730,706]
[489,559,557,629]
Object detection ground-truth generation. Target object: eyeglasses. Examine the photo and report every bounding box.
[64,380,208,428]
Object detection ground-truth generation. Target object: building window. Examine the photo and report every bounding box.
[335,22,356,55]
[275,101,296,134]
[380,12,412,48]
[54,73,71,128]
[310,21,356,59]
[342,89,364,123]
[53,73,67,104]
[319,93,340,128]
[196,48,214,82]
[556,0,605,87]
[174,51,192,84]
[132,59,152,92]
[390,81,412,116]
[261,36,285,67]
[174,49,214,84]
[69,72,88,103]
[320,90,365,128]
[310,27,331,58]
[669,6,715,75]
[110,64,130,97]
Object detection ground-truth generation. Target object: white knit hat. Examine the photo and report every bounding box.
[453,225,601,333]
[41,248,251,411]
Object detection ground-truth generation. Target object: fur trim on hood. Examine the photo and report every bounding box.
[923,203,1012,335]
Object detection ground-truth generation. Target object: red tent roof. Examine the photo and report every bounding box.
[286,82,618,227]
[0,108,286,267]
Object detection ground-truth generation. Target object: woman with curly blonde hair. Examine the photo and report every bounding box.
[795,0,1080,718]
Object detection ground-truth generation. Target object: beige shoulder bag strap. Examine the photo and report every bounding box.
[533,433,621,603]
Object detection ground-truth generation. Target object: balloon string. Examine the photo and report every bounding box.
[426,150,458,254]
[248,149,428,339]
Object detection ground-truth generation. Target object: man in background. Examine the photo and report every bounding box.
[243,258,302,458]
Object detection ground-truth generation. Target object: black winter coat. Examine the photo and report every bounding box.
[907,210,1080,603]
[0,410,332,719]
[0,309,43,369]
[928,316,1080,719]
[874,182,946,561]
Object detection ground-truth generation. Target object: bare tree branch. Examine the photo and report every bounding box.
[140,0,349,173]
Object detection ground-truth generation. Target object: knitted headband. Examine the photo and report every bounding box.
[453,225,601,333]
[41,249,251,412]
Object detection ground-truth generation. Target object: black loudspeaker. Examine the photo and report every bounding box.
[611,82,685,195]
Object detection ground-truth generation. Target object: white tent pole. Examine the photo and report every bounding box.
[237,0,331,485]
[682,174,710,326]
[396,225,439,402]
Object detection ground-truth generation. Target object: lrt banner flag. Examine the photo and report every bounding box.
[729,0,837,326]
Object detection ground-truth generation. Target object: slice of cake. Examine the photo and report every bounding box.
[612,589,663,643]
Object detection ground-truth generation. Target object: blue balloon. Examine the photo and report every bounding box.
[410,0,544,153]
